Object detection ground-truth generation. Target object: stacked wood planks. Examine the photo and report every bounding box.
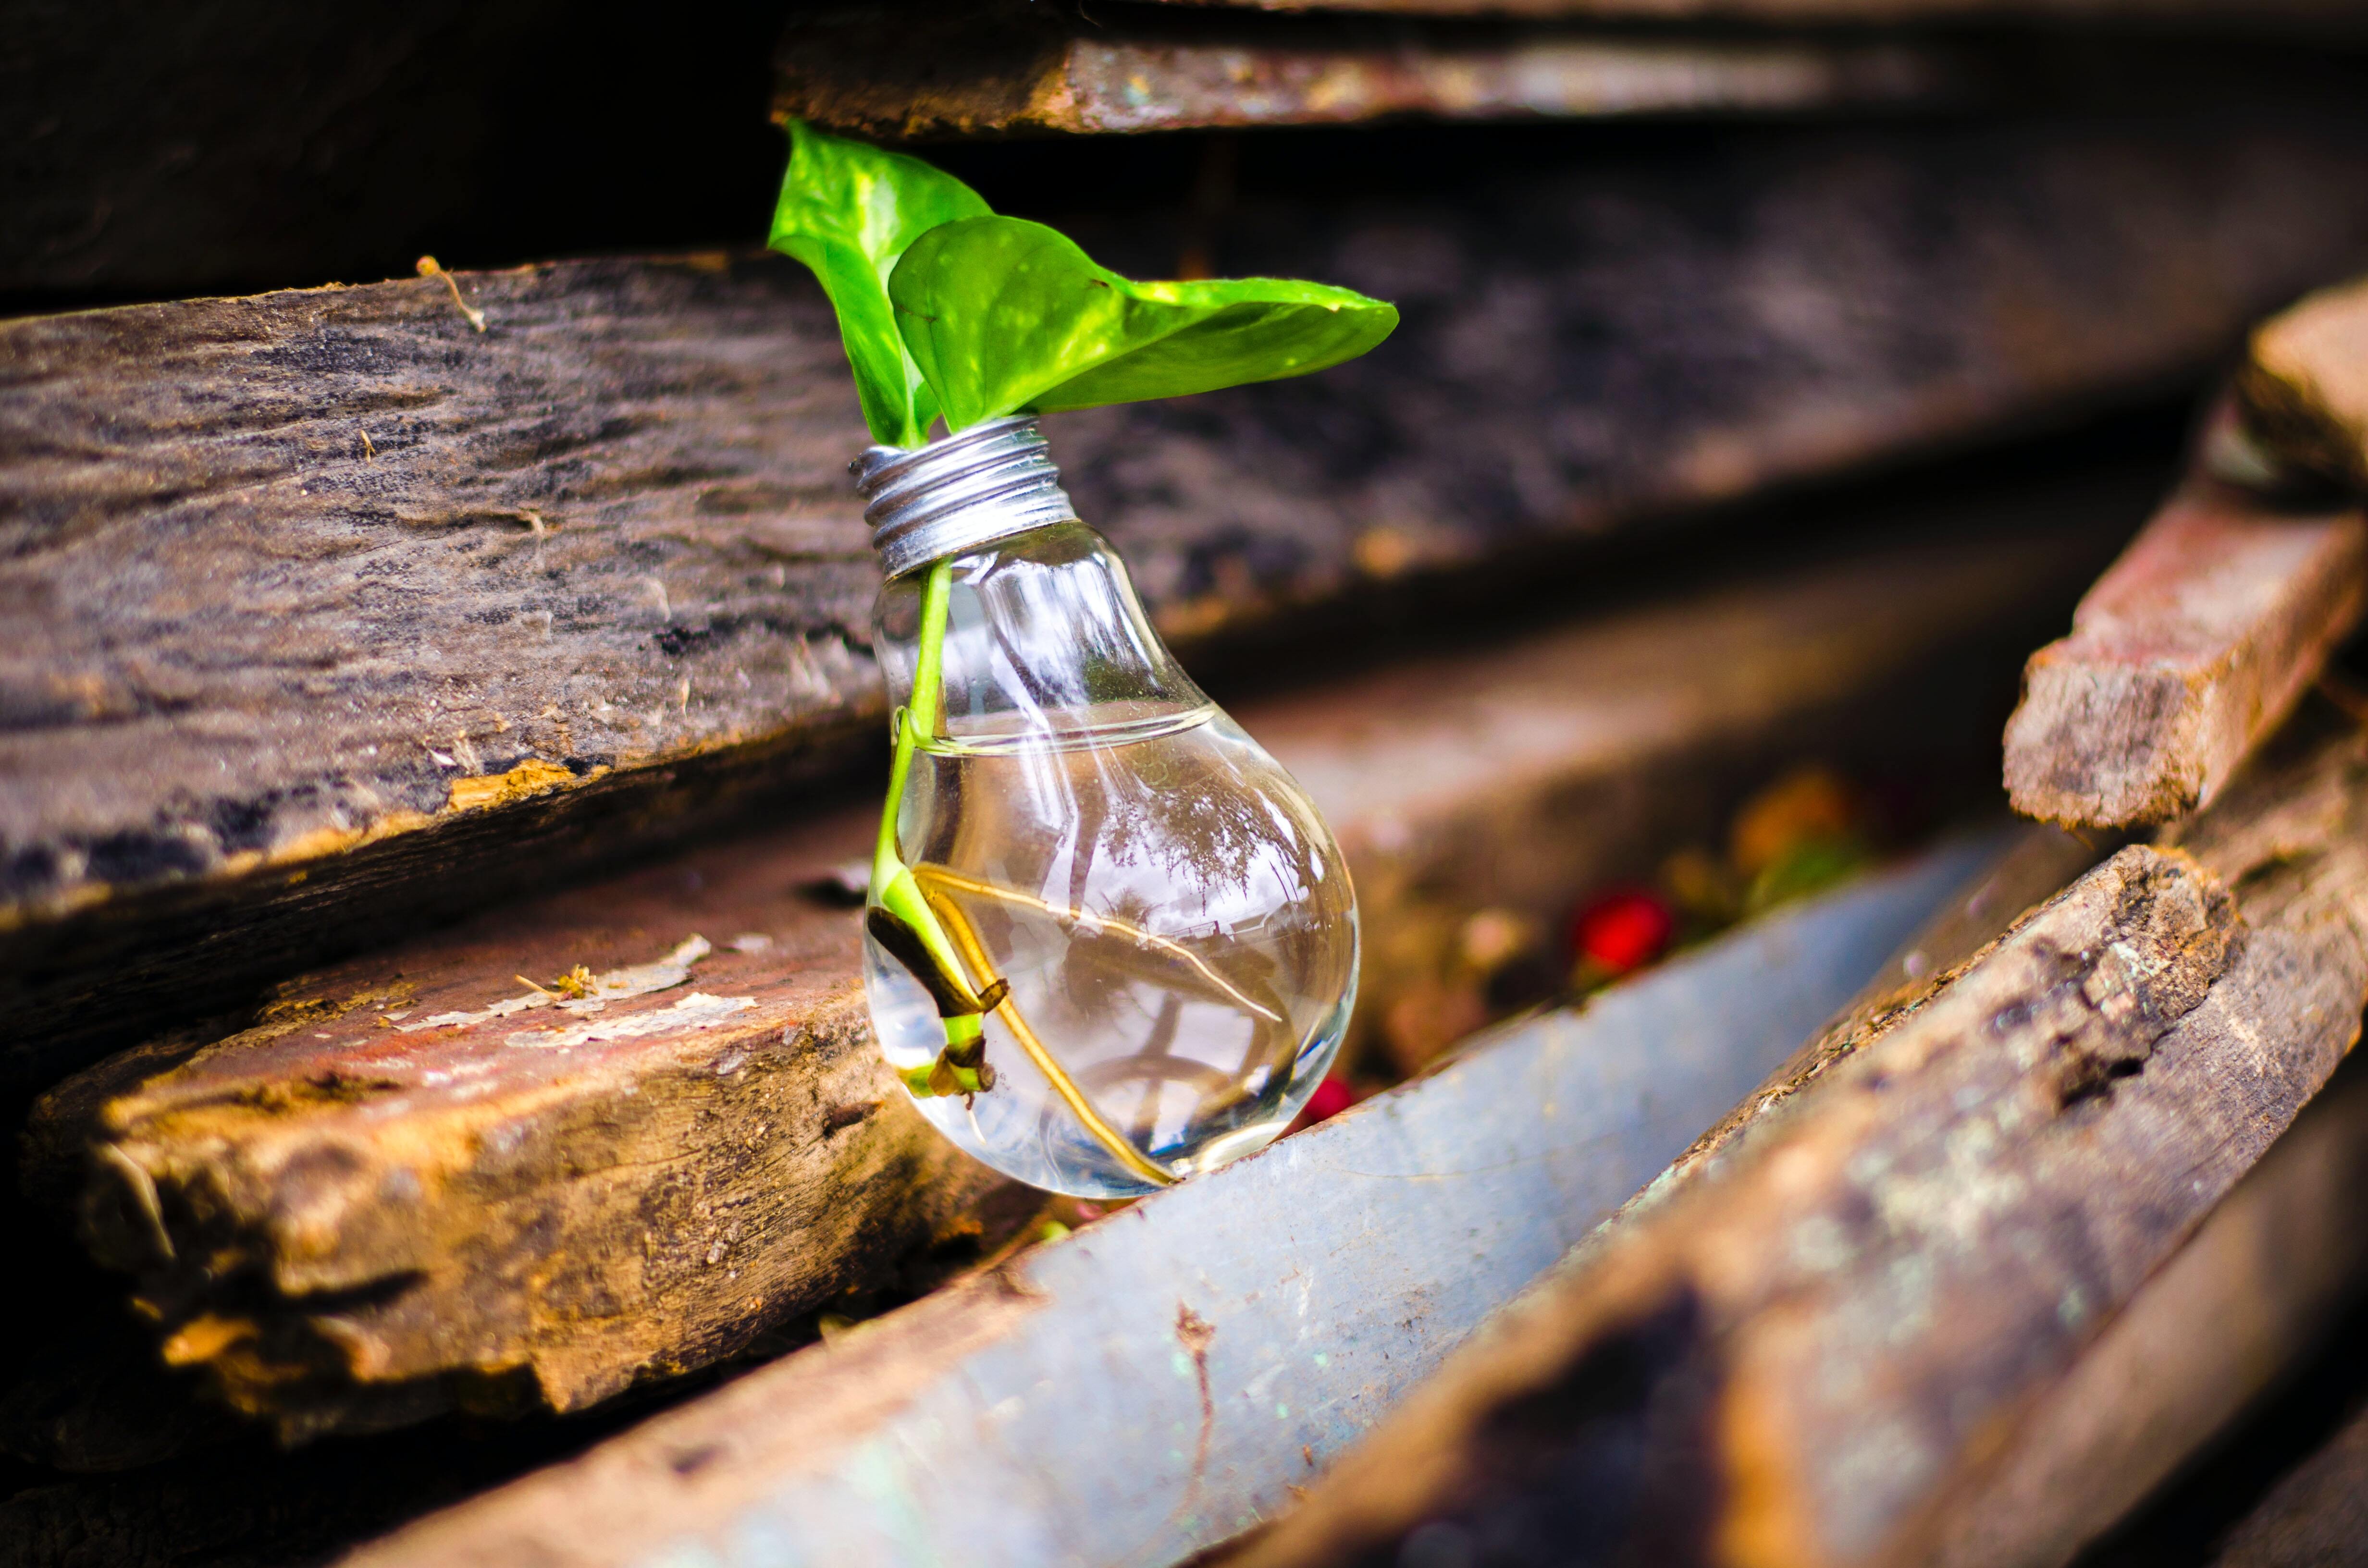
[1234,272,2368,1568]
[13,5,2368,1566]
[14,114,2368,1088]
[11,516,2116,1444]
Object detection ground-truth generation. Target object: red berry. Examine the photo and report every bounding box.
[1301,1076,1359,1124]
[1570,889,1675,975]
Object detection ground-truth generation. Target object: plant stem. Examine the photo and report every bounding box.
[912,864,1283,1022]
[876,558,953,881]
[923,887,1178,1188]
[872,555,1177,1188]
[873,558,975,1048]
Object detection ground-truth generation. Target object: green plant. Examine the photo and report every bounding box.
[890,216,1396,431]
[769,121,1397,1118]
[769,119,1398,448]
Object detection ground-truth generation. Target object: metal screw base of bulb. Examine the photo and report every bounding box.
[851,416,1081,580]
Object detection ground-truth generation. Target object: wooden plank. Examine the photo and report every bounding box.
[1229,703,2368,1568]
[1925,1061,2368,1568]
[776,7,1966,136]
[12,118,2368,1087]
[325,841,1994,1568]
[1621,821,2105,1221]
[1143,0,2357,18]
[17,520,2109,1444]
[2234,271,2368,494]
[1251,811,2368,1568]
[2001,475,2368,830]
[0,254,876,1087]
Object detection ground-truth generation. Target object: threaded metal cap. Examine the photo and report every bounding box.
[850,416,1080,580]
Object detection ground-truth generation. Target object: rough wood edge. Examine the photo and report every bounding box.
[1610,821,2107,1235]
[1924,1058,2368,1568]
[2234,271,2368,494]
[2001,477,2368,830]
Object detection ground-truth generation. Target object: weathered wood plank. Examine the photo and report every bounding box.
[0,253,879,1086]
[17,521,2109,1442]
[1268,813,2280,1568]
[1619,821,2105,1223]
[1926,1060,2368,1568]
[2001,475,2368,829]
[328,842,1994,1568]
[1229,705,2368,1568]
[2234,271,2368,494]
[1146,0,2359,18]
[776,6,1963,137]
[11,115,2368,1084]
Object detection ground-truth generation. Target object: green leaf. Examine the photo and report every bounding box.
[889,217,1398,432]
[767,120,991,447]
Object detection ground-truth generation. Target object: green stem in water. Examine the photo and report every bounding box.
[865,554,1175,1185]
[872,559,986,1088]
[874,554,951,892]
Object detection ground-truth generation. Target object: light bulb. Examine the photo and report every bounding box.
[852,418,1358,1198]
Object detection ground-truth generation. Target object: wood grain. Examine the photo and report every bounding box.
[12,117,2368,1086]
[1926,1062,2368,1568]
[2002,477,2368,830]
[0,253,880,1088]
[1228,705,2368,1568]
[2235,271,2368,495]
[16,523,2105,1442]
[1616,821,2107,1231]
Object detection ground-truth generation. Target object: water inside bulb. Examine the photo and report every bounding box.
[863,523,1357,1198]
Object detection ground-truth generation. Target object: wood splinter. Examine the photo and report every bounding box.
[415,255,487,332]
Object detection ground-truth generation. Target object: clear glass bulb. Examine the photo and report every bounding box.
[864,521,1358,1198]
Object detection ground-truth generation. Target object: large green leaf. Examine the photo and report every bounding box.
[767,121,991,447]
[889,217,1398,432]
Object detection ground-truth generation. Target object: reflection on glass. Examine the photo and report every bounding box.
[864,524,1358,1197]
